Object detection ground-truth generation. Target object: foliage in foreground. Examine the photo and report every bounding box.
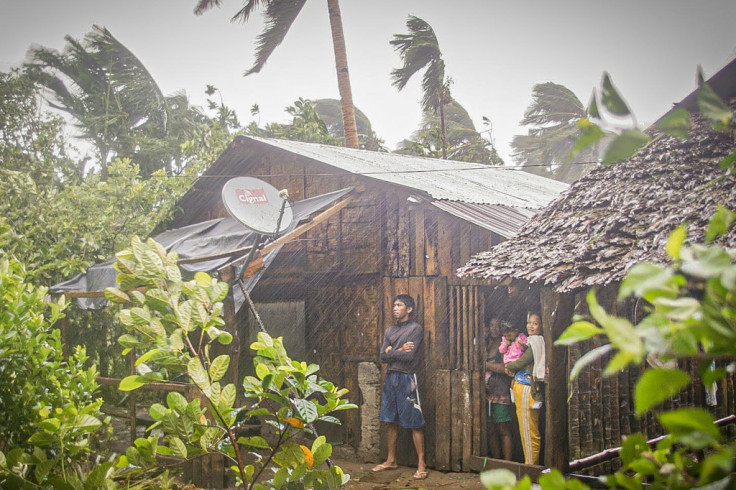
[0,233,106,487]
[106,237,356,489]
[480,73,736,489]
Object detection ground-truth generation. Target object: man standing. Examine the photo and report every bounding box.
[371,294,427,480]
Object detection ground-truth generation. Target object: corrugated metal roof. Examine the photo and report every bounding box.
[431,201,535,239]
[248,136,567,209]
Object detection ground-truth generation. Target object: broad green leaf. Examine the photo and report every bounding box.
[194,271,212,287]
[658,408,720,449]
[698,448,735,484]
[538,470,567,490]
[620,432,649,465]
[74,414,102,430]
[634,369,690,415]
[702,367,728,387]
[150,403,168,421]
[655,107,690,138]
[169,436,187,458]
[665,225,687,261]
[129,306,151,325]
[601,72,630,116]
[118,334,140,349]
[217,331,233,345]
[210,281,229,302]
[292,398,318,424]
[255,363,270,380]
[696,73,732,125]
[588,290,643,358]
[602,129,650,165]
[555,321,603,345]
[220,384,236,409]
[119,375,150,391]
[312,440,332,467]
[603,351,637,375]
[188,357,210,391]
[569,118,605,159]
[236,436,271,449]
[28,432,56,446]
[105,287,130,304]
[705,205,736,242]
[651,296,700,321]
[167,391,188,412]
[209,355,230,383]
[681,245,732,279]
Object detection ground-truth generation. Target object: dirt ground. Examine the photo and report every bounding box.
[331,447,487,490]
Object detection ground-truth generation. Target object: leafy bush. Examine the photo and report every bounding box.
[0,247,105,487]
[106,237,356,488]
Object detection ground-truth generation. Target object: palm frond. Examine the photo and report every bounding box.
[193,0,223,15]
[245,0,307,76]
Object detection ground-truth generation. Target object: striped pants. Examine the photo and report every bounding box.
[512,380,540,465]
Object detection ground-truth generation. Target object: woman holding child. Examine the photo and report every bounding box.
[505,313,546,465]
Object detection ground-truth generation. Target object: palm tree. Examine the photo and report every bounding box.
[193,0,360,149]
[511,82,600,183]
[397,98,503,165]
[390,16,450,158]
[26,26,176,178]
[311,98,385,150]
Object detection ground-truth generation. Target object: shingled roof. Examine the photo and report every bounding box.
[458,102,736,292]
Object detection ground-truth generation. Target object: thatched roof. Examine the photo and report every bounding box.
[458,105,736,292]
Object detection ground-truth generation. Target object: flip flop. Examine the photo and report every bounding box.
[371,463,398,472]
[412,470,429,480]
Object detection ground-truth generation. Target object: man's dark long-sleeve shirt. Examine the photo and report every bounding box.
[379,319,423,374]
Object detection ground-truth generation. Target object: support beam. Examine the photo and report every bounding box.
[540,287,575,472]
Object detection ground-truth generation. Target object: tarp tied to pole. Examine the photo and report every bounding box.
[50,187,354,311]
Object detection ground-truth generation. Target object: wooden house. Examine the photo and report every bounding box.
[164,136,567,471]
[458,59,736,474]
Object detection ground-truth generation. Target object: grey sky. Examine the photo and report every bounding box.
[2,0,735,163]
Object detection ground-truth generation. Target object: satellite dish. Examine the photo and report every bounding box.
[222,177,293,235]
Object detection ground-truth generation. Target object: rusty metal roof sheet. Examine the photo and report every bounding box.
[431,201,535,239]
[247,136,567,209]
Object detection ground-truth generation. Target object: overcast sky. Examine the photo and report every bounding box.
[2,0,735,163]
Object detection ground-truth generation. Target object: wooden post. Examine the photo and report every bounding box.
[541,287,575,472]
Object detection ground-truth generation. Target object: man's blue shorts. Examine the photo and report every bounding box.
[379,371,425,429]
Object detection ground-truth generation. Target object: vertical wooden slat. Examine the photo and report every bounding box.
[413,207,425,276]
[434,277,449,371]
[424,212,438,276]
[471,369,482,460]
[451,370,465,471]
[461,371,473,470]
[437,215,454,279]
[397,205,410,277]
[434,370,451,470]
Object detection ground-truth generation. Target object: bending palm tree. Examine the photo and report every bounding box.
[511,82,599,183]
[390,16,449,158]
[26,26,174,178]
[194,0,359,149]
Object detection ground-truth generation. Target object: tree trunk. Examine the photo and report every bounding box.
[439,100,447,159]
[326,0,359,149]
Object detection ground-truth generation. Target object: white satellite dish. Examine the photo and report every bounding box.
[222,177,293,235]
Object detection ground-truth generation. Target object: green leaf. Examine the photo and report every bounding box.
[209,355,230,383]
[538,469,567,490]
[601,72,631,116]
[220,384,236,409]
[655,107,690,138]
[74,414,102,430]
[194,271,212,287]
[588,290,643,359]
[119,375,150,391]
[188,357,210,392]
[658,408,720,449]
[620,432,649,465]
[665,225,687,261]
[705,205,736,242]
[150,403,168,421]
[169,436,187,458]
[696,72,733,125]
[28,432,56,446]
[634,369,691,415]
[555,321,603,346]
[681,245,732,279]
[167,391,188,412]
[129,306,151,325]
[255,363,270,380]
[105,287,130,304]
[292,398,318,424]
[312,439,332,467]
[217,331,233,345]
[236,436,271,449]
[602,129,650,165]
[569,118,605,159]
[651,296,700,321]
